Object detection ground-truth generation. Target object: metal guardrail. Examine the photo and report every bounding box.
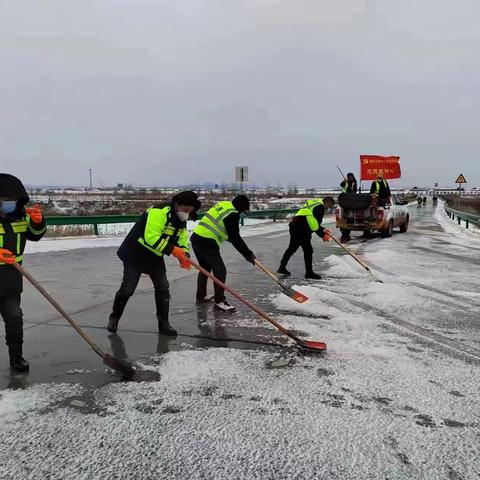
[45,209,298,235]
[445,205,480,229]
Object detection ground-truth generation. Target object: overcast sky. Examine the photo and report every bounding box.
[1,0,479,188]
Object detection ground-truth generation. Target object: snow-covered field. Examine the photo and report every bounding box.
[1,208,478,479]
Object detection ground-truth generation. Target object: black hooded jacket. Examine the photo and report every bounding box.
[0,174,47,296]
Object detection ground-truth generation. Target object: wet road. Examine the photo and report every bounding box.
[0,217,334,388]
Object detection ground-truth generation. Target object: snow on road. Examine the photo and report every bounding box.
[1,345,478,480]
[1,208,479,479]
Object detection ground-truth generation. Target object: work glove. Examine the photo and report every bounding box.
[172,246,191,270]
[26,204,43,224]
[322,229,332,242]
[245,252,256,265]
[0,248,16,265]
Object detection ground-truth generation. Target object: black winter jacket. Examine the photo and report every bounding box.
[0,174,47,296]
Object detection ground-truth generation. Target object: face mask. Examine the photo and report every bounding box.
[177,211,190,222]
[0,201,17,214]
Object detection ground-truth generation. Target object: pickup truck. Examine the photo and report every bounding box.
[336,193,409,238]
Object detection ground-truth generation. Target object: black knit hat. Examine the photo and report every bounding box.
[232,195,250,212]
[172,190,200,208]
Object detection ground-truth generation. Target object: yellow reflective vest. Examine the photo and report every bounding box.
[295,199,324,232]
[193,201,238,245]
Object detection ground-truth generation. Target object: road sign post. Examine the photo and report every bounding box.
[235,166,249,225]
[455,174,467,194]
[235,166,249,194]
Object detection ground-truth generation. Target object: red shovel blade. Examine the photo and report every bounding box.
[291,291,309,304]
[300,340,327,352]
[284,287,309,304]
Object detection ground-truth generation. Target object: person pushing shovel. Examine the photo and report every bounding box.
[107,191,201,335]
[191,195,255,313]
[0,173,47,372]
[277,197,335,279]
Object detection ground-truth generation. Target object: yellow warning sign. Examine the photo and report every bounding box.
[455,174,467,184]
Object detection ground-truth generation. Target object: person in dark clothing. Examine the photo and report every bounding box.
[107,191,201,335]
[340,173,358,193]
[339,173,358,243]
[191,195,255,313]
[370,174,391,206]
[278,197,334,279]
[0,174,47,372]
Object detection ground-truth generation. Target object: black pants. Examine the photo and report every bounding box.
[279,225,314,274]
[191,234,226,303]
[0,295,23,350]
[340,228,351,240]
[111,262,170,320]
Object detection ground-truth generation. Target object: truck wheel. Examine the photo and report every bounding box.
[399,215,409,233]
[382,220,394,238]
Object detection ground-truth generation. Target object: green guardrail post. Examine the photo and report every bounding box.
[94,223,99,236]
[466,219,469,229]
[457,216,461,225]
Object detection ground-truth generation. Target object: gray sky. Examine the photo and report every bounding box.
[1,0,479,188]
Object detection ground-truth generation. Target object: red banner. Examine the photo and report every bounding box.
[360,155,401,180]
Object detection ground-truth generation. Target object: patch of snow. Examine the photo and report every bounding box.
[434,200,480,242]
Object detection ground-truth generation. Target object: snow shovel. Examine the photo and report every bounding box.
[187,257,326,353]
[11,262,158,381]
[254,259,309,303]
[329,235,384,283]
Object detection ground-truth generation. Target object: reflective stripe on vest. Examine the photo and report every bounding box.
[0,218,28,259]
[195,201,238,244]
[27,214,47,235]
[11,220,28,233]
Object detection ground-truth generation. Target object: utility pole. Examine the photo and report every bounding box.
[89,169,93,190]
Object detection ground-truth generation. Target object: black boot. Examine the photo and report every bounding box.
[9,345,30,373]
[156,299,177,336]
[107,294,129,333]
[304,250,321,279]
[107,314,120,333]
[277,266,291,276]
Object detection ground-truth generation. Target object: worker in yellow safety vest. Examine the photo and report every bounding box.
[370,174,391,206]
[0,173,47,372]
[108,191,201,335]
[191,195,255,312]
[278,197,334,279]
